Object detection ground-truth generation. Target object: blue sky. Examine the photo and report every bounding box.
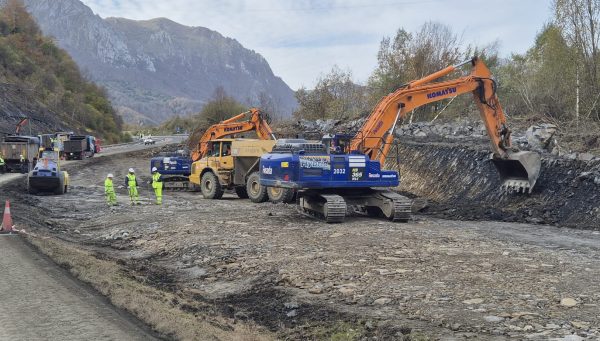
[81,0,553,90]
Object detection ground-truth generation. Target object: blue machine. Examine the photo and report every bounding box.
[150,151,196,190]
[259,137,412,223]
[28,149,68,194]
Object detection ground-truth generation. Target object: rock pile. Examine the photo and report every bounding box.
[395,120,487,139]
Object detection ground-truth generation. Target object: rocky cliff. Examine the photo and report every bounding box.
[22,0,297,124]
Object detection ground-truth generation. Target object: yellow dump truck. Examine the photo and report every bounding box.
[189,139,276,202]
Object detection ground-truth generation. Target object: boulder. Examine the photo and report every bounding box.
[526,124,558,151]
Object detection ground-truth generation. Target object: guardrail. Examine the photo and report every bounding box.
[102,135,189,149]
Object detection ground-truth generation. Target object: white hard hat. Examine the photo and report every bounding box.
[128,168,135,173]
[107,173,113,178]
[152,167,158,172]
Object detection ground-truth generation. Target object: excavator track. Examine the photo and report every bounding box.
[385,192,412,222]
[297,193,347,223]
[361,190,412,222]
[322,195,347,223]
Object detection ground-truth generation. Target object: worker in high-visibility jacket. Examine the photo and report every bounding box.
[104,173,117,206]
[19,154,27,173]
[151,167,163,205]
[125,168,140,205]
[0,153,5,174]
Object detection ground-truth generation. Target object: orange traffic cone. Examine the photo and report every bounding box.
[1,200,15,234]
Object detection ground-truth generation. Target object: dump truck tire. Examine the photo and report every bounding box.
[235,186,249,199]
[246,172,268,203]
[201,172,223,199]
[267,187,295,203]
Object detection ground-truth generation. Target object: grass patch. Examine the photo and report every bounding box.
[25,235,274,341]
[307,322,364,341]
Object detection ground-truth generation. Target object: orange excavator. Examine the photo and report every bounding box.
[15,117,29,135]
[351,56,541,193]
[190,108,276,161]
[259,57,541,223]
[151,108,275,191]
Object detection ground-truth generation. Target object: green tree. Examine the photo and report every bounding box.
[554,0,600,120]
[497,25,577,121]
[369,22,463,102]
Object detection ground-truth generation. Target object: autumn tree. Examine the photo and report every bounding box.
[367,22,500,121]
[294,66,368,121]
[187,87,248,148]
[369,22,463,101]
[198,87,248,128]
[0,0,126,142]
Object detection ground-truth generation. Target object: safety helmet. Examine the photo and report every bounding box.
[152,167,158,172]
[128,168,135,173]
[107,173,113,178]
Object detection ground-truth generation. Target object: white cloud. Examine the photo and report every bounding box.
[82,0,552,90]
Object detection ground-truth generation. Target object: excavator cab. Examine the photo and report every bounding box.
[322,134,353,154]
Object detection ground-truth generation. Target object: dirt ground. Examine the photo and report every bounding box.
[2,148,600,340]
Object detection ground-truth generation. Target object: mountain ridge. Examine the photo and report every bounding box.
[21,0,297,124]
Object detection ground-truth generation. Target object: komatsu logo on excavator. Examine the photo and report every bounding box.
[224,125,244,132]
[427,87,457,99]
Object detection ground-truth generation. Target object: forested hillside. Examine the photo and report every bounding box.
[0,0,126,142]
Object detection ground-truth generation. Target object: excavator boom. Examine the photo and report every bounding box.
[190,108,276,161]
[15,117,29,134]
[350,57,541,193]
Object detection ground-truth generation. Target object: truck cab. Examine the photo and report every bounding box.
[150,149,194,190]
[189,139,276,201]
[64,135,96,160]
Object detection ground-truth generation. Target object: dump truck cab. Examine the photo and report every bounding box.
[189,138,276,201]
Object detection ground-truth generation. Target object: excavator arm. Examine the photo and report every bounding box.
[350,57,541,193]
[15,117,29,134]
[190,108,276,161]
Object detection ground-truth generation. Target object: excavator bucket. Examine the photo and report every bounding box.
[491,151,541,193]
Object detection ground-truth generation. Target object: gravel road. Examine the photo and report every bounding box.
[4,147,596,340]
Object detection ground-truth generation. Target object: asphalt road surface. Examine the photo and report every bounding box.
[0,137,184,341]
[0,236,160,341]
